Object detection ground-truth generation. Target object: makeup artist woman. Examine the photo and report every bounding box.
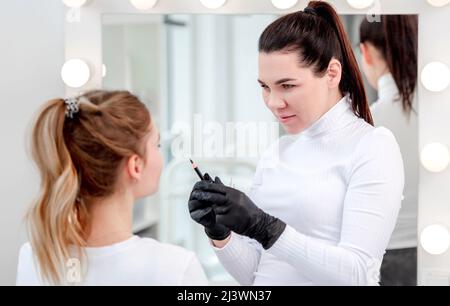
[188,1,404,286]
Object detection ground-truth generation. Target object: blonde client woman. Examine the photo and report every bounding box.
[188,1,404,286]
[16,90,208,285]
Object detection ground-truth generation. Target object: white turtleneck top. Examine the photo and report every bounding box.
[370,73,418,250]
[212,95,405,286]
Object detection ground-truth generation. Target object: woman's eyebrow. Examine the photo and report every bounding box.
[275,78,297,85]
[257,78,297,85]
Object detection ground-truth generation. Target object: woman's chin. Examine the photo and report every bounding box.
[281,123,303,135]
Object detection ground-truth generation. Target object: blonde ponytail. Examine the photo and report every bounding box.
[27,99,87,285]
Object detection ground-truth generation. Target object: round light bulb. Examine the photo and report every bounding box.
[200,0,227,9]
[427,0,450,7]
[62,0,87,8]
[420,143,450,173]
[271,0,299,10]
[129,0,158,10]
[421,62,450,92]
[346,0,375,9]
[61,59,91,88]
[420,224,450,255]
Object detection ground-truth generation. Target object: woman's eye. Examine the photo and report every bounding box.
[282,84,295,89]
[260,84,269,90]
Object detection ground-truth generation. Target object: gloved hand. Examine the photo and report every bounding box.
[191,177,286,249]
[188,173,231,241]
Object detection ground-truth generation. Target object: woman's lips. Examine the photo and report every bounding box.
[279,115,296,123]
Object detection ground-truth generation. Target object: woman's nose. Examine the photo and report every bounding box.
[266,94,286,110]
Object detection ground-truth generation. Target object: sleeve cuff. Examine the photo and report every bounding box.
[210,232,235,251]
[267,224,308,260]
[210,232,250,261]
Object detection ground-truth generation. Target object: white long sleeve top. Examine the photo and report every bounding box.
[213,95,405,286]
[17,236,208,286]
[370,73,418,250]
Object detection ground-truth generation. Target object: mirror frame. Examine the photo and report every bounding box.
[64,0,450,286]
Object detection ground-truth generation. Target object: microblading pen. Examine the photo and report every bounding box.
[189,159,205,181]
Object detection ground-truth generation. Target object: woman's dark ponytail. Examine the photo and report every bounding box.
[259,1,373,125]
[360,15,418,115]
[308,1,372,125]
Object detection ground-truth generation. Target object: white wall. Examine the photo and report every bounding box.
[0,0,65,285]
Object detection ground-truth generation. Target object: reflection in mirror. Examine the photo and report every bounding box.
[102,14,281,284]
[103,15,164,236]
[102,13,418,285]
[357,14,419,286]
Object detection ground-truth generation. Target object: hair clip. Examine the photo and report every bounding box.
[64,97,80,119]
[303,7,318,16]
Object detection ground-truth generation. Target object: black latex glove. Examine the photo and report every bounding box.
[188,173,231,241]
[191,177,286,249]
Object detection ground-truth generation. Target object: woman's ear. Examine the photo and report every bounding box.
[359,42,373,66]
[126,154,144,182]
[326,58,342,89]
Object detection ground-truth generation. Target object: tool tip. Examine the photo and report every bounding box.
[189,158,194,164]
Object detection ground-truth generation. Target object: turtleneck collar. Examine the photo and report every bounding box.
[292,94,356,139]
[377,73,399,101]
